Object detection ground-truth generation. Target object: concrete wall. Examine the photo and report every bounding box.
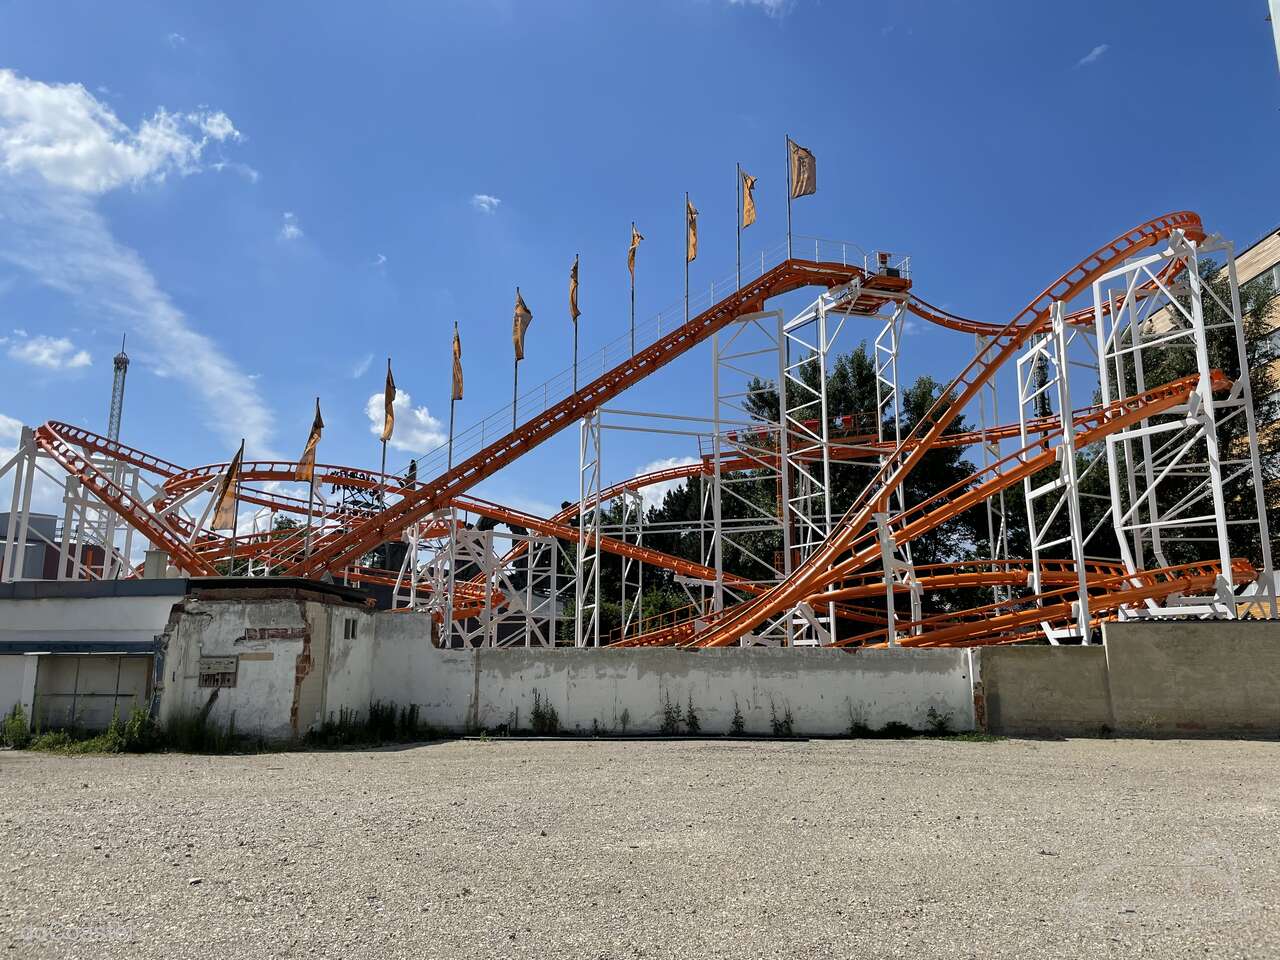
[0,593,179,647]
[1103,621,1280,737]
[978,646,1112,737]
[370,623,976,736]
[978,621,1280,738]
[0,654,37,724]
[158,595,378,741]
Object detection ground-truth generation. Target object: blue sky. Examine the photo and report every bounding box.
[1,0,1277,520]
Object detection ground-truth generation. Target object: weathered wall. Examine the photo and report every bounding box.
[158,596,377,740]
[977,621,1280,738]
[0,593,178,646]
[978,646,1112,737]
[0,654,36,723]
[1103,621,1280,736]
[368,635,976,736]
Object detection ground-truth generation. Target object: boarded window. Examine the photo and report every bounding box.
[197,656,238,688]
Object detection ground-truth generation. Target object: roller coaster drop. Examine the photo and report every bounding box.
[2,212,1275,649]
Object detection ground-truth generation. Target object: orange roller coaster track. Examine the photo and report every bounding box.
[24,210,1260,653]
[282,258,909,578]
[686,211,1206,648]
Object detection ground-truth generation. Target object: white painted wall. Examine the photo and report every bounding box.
[369,625,976,736]
[0,595,178,643]
[158,596,379,741]
[0,654,37,726]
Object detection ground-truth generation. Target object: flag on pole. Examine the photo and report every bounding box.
[628,222,643,279]
[741,169,757,228]
[569,254,580,324]
[211,440,244,531]
[451,325,464,400]
[296,398,324,482]
[685,199,698,263]
[788,138,817,199]
[512,287,533,361]
[380,359,396,442]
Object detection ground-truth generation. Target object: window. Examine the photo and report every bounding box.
[343,616,359,640]
[1244,262,1280,294]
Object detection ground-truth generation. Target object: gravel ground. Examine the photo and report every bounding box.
[2,736,1278,959]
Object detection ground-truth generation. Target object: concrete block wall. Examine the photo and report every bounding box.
[977,621,1280,738]
[1103,621,1280,736]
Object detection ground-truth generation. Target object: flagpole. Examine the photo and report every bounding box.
[379,439,387,507]
[630,223,636,355]
[512,356,519,432]
[785,135,793,260]
[304,475,315,560]
[230,444,241,575]
[684,192,690,325]
[380,356,391,506]
[573,252,579,394]
[304,395,318,561]
[735,162,742,289]
[449,322,458,471]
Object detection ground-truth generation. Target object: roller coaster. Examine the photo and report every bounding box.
[2,211,1275,650]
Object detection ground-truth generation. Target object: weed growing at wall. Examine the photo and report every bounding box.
[659,692,684,735]
[529,690,560,735]
[2,705,32,749]
[685,695,701,735]
[925,708,953,735]
[730,700,745,736]
[307,702,438,748]
[769,702,795,738]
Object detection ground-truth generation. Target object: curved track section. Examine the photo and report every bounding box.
[284,258,906,577]
[689,212,1206,647]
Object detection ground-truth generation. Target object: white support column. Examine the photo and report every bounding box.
[575,410,602,647]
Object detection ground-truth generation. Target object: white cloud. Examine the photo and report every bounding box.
[351,353,373,378]
[372,253,386,267]
[166,32,186,48]
[0,411,21,441]
[727,0,794,17]
[0,69,240,194]
[634,455,700,510]
[470,193,501,214]
[279,211,302,241]
[7,333,91,370]
[209,160,259,183]
[365,389,447,453]
[0,71,274,453]
[1075,44,1108,67]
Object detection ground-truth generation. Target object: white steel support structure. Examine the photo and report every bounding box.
[975,334,1011,603]
[1,427,138,583]
[781,292,838,642]
[1093,230,1275,619]
[1015,304,1107,643]
[708,310,793,645]
[617,488,644,642]
[421,514,562,649]
[871,300,922,634]
[576,410,603,647]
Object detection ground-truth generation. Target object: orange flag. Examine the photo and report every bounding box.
[211,440,244,531]
[741,169,757,228]
[380,359,396,442]
[451,324,463,401]
[788,138,816,199]
[627,222,643,280]
[512,287,533,361]
[296,398,324,483]
[685,199,698,263]
[569,255,580,324]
